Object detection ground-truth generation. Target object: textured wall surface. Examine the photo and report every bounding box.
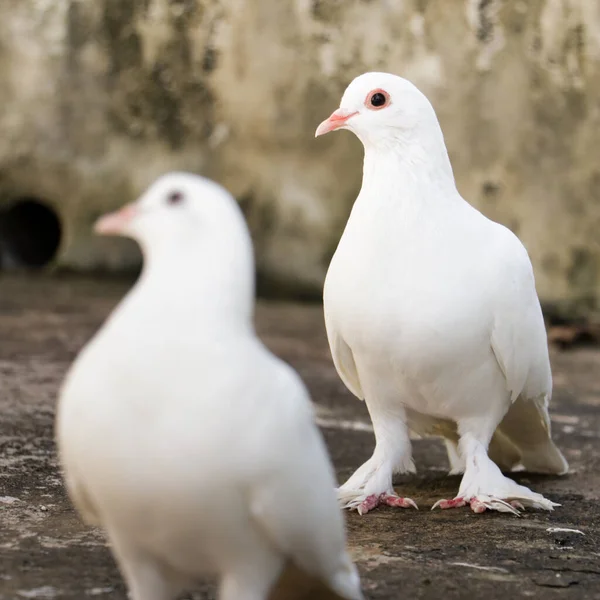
[0,0,599,313]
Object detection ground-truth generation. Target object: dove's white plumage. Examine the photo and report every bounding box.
[316,73,567,515]
[56,173,362,600]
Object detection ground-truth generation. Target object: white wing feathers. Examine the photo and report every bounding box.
[249,363,363,600]
[489,232,552,404]
[488,231,567,475]
[324,317,364,401]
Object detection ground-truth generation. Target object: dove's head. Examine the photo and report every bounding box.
[94,172,246,248]
[94,172,255,319]
[315,72,441,149]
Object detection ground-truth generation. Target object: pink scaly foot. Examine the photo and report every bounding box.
[470,498,487,513]
[431,497,467,510]
[357,493,418,515]
[432,496,524,515]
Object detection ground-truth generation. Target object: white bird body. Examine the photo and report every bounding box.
[327,180,542,422]
[56,174,362,600]
[316,73,567,515]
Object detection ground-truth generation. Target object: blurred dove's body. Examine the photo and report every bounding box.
[56,173,363,600]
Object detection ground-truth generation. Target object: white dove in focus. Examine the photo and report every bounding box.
[315,73,568,516]
[56,173,363,600]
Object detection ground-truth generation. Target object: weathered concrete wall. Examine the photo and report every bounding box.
[0,0,599,314]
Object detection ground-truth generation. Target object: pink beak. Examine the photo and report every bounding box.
[315,109,358,137]
[94,203,138,236]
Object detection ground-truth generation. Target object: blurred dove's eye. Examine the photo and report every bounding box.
[166,191,184,206]
[366,89,390,110]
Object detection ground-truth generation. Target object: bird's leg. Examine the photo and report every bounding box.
[444,438,465,475]
[433,420,559,514]
[338,404,417,514]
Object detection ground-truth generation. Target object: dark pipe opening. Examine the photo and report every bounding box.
[0,198,62,269]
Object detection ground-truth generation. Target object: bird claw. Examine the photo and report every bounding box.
[473,496,521,515]
[470,498,489,513]
[431,497,467,510]
[357,493,419,515]
[432,495,521,515]
[383,494,419,510]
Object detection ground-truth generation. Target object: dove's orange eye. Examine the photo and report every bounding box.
[167,191,184,205]
[365,89,390,110]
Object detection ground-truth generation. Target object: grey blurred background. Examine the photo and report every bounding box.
[0,0,598,318]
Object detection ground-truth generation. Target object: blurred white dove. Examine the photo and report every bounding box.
[56,173,363,600]
[315,73,568,516]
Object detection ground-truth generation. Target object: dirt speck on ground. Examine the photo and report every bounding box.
[0,275,599,599]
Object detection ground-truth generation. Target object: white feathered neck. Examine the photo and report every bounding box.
[359,116,458,207]
[131,208,256,334]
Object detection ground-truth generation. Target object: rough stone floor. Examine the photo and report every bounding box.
[0,276,599,600]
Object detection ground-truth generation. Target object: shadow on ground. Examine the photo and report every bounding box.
[0,276,598,599]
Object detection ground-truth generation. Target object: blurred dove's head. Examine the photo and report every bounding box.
[94,172,255,318]
[94,172,245,249]
[315,72,440,149]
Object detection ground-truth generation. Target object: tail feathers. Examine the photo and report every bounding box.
[489,428,569,475]
[495,395,569,475]
[519,439,569,475]
[488,430,522,472]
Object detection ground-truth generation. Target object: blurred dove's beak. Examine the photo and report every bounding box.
[315,109,358,137]
[94,203,138,236]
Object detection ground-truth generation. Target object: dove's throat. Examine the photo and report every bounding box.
[360,130,458,209]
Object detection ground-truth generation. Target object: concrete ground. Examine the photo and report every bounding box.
[0,275,599,600]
